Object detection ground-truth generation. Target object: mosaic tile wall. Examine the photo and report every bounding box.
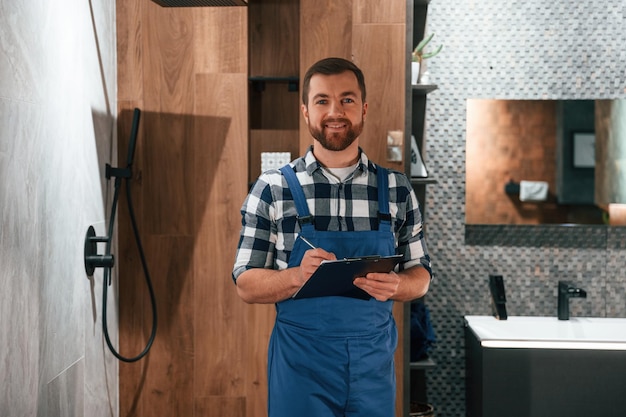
[420,1,626,416]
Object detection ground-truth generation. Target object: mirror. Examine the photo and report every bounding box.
[466,98,626,226]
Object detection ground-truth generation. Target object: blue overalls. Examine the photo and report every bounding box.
[268,165,397,417]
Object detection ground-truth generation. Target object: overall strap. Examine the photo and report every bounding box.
[376,166,392,231]
[279,165,314,230]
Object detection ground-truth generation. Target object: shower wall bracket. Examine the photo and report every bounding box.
[105,163,131,180]
[84,225,114,276]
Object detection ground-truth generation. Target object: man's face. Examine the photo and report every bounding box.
[301,71,367,152]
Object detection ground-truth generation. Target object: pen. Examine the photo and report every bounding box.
[299,236,317,250]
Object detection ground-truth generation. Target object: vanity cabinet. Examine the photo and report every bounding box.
[465,316,626,417]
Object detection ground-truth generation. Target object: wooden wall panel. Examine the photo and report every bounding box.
[245,304,275,417]
[352,23,406,170]
[299,0,353,69]
[143,111,195,235]
[193,8,248,74]
[354,0,405,24]
[117,2,252,417]
[116,0,144,102]
[249,0,299,77]
[143,4,196,113]
[193,73,248,400]
[195,396,246,417]
[142,235,195,417]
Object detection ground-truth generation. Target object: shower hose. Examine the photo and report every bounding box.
[102,108,157,362]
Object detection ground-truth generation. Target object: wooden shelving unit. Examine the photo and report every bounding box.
[404,0,438,415]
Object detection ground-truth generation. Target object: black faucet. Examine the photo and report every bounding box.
[557,281,587,320]
[489,275,508,320]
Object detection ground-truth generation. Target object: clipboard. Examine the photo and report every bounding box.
[292,254,404,300]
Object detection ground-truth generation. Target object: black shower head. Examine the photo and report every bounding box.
[125,108,140,168]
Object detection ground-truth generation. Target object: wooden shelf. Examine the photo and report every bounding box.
[249,76,298,82]
[411,177,437,185]
[410,357,436,370]
[249,76,299,92]
[411,84,438,95]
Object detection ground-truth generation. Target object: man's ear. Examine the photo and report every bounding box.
[301,103,309,123]
[362,102,368,121]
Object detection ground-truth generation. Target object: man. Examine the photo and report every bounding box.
[233,57,431,417]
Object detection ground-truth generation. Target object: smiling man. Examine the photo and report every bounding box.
[233,57,432,417]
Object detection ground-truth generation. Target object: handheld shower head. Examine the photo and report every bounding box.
[125,108,140,167]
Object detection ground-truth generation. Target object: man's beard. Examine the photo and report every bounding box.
[308,117,364,151]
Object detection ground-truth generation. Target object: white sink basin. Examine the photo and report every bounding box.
[465,315,626,350]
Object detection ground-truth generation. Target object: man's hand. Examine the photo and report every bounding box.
[353,271,401,302]
[354,265,430,302]
[298,248,336,285]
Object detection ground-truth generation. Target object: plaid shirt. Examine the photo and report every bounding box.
[233,147,431,281]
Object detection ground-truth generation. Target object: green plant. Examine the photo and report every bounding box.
[412,33,443,63]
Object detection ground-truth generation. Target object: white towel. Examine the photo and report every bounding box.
[519,180,549,202]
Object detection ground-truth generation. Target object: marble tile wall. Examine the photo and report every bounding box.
[422,1,626,416]
[0,1,118,416]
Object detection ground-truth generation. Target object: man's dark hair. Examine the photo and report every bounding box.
[301,57,367,105]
